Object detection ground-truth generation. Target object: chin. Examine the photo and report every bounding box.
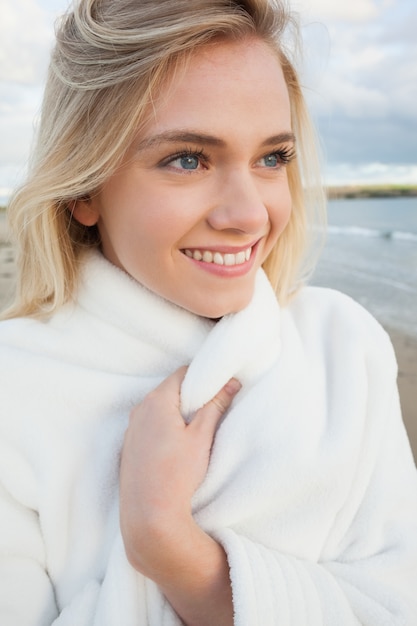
[190,293,253,320]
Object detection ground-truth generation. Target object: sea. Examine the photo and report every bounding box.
[1,194,416,338]
[311,196,417,339]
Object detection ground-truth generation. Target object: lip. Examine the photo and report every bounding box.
[183,240,259,255]
[180,239,261,277]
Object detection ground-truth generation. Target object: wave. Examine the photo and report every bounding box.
[327,225,417,242]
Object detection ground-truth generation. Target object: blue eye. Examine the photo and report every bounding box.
[177,155,200,170]
[162,150,207,172]
[257,147,296,169]
[263,154,279,168]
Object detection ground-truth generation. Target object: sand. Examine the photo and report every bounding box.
[389,329,417,463]
[0,221,416,463]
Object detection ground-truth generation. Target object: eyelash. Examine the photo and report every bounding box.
[159,145,296,171]
[266,146,296,166]
[160,148,209,170]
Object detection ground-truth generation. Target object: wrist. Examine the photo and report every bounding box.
[124,514,233,625]
[158,524,234,625]
[123,509,197,579]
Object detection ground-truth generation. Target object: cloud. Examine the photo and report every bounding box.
[0,79,43,170]
[294,0,379,22]
[317,113,417,166]
[299,0,417,183]
[324,162,417,186]
[311,77,390,119]
[0,0,57,191]
[0,0,53,84]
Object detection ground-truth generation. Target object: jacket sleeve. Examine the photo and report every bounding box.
[0,475,57,624]
[0,453,181,626]
[214,343,417,625]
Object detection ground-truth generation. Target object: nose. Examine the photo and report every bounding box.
[206,169,269,234]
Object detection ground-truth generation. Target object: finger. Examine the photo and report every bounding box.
[142,366,188,407]
[155,365,188,393]
[191,378,241,435]
[209,378,241,413]
[128,366,188,428]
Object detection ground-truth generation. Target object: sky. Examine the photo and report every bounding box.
[0,0,416,200]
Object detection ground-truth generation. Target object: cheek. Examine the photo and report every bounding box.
[270,188,293,235]
[260,189,292,263]
[133,194,207,250]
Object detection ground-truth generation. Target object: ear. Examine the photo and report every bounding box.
[71,198,100,227]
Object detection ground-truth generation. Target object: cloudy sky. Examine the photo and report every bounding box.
[0,0,416,199]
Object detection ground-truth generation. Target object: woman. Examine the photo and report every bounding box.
[1,0,416,624]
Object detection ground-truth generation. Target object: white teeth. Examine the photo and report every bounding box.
[183,246,252,266]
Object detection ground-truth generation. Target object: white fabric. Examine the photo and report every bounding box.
[0,250,416,625]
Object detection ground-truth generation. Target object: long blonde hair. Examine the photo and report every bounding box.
[4,0,325,319]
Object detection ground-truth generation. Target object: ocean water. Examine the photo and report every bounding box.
[311,197,417,338]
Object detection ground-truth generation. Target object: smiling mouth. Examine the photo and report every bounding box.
[182,246,252,266]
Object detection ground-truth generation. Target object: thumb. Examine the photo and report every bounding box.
[191,378,241,435]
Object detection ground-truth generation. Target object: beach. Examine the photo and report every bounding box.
[388,328,417,461]
[0,218,15,313]
[0,214,416,463]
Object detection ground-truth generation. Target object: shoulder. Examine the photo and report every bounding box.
[0,304,78,369]
[0,317,54,392]
[284,285,397,376]
[287,285,390,341]
[0,315,42,350]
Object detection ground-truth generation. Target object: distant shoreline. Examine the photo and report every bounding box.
[326,184,417,200]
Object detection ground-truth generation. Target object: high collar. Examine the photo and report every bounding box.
[69,250,282,418]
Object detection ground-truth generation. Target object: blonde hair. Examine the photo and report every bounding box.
[4,0,325,319]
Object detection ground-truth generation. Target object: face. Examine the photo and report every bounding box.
[75,38,294,318]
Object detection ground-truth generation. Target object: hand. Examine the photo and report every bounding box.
[119,366,241,581]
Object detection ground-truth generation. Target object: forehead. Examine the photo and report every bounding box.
[145,38,291,135]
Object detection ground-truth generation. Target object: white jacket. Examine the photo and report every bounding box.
[1,251,416,625]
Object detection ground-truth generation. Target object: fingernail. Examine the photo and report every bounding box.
[224,378,242,395]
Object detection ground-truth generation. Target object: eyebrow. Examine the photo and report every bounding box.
[135,130,296,151]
